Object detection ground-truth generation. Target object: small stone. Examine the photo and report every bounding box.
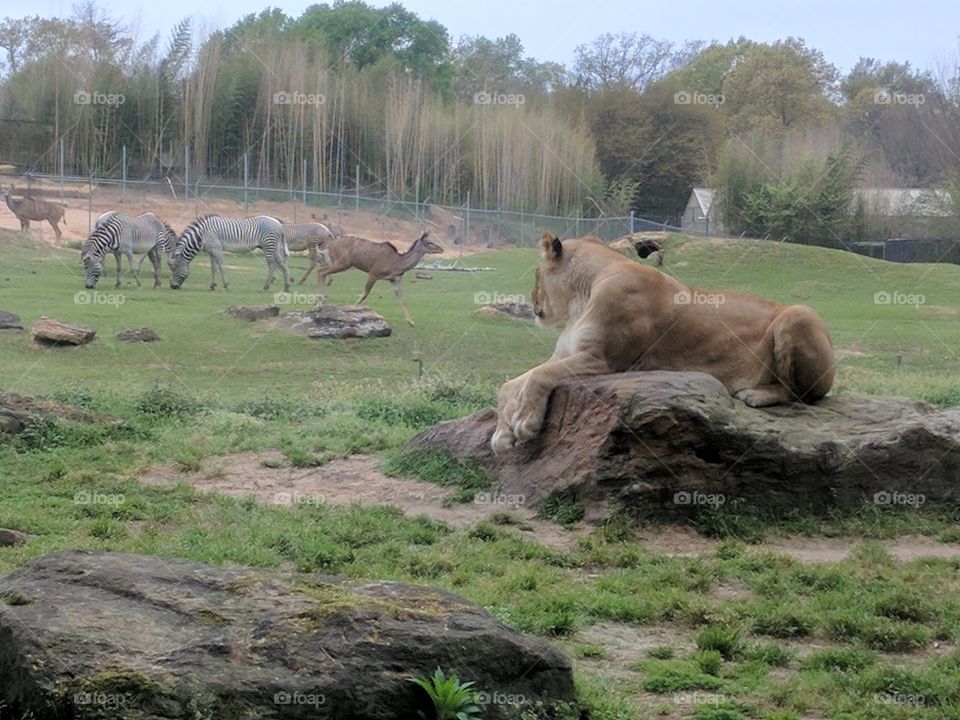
[475,301,536,321]
[116,327,161,343]
[0,529,27,546]
[225,304,280,321]
[0,311,22,330]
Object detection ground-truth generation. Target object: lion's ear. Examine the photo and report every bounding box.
[539,231,562,261]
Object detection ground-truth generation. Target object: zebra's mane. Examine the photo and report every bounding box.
[81,216,122,258]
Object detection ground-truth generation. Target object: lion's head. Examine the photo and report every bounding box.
[531,231,572,325]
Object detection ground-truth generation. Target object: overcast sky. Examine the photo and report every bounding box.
[7,0,959,74]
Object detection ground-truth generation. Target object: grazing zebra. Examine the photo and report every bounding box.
[282,221,334,288]
[170,214,290,292]
[81,212,177,289]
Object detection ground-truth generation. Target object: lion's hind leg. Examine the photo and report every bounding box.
[774,305,835,403]
[737,305,834,408]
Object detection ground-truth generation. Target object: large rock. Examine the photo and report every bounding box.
[225,304,280,321]
[0,389,118,435]
[277,305,392,339]
[0,310,22,330]
[31,317,96,346]
[408,371,960,520]
[0,551,574,720]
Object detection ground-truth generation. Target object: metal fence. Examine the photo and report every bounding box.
[5,169,684,247]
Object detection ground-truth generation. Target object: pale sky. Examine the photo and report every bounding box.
[4,0,958,75]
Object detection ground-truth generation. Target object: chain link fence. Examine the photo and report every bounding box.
[4,169,682,247]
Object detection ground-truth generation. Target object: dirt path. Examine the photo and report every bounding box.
[140,451,960,563]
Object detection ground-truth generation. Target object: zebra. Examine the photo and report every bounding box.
[170,214,290,292]
[81,212,178,289]
[282,221,334,288]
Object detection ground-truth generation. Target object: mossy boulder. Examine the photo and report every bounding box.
[0,550,574,719]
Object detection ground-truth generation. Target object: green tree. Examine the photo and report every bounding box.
[722,38,838,132]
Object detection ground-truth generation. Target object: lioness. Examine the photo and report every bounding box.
[490,232,836,454]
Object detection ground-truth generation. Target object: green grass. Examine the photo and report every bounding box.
[2,230,960,719]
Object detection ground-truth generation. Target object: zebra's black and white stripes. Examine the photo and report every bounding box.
[170,215,290,291]
[81,212,176,289]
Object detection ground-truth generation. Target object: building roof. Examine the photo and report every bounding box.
[853,188,952,217]
[691,187,714,216]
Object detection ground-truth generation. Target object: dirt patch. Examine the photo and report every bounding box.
[761,535,960,564]
[140,451,584,552]
[140,452,960,564]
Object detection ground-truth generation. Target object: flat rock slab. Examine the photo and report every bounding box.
[277,305,392,339]
[475,301,536,322]
[31,317,96,346]
[116,327,161,342]
[408,371,960,519]
[0,389,118,435]
[225,304,280,321]
[0,310,22,330]
[0,551,574,720]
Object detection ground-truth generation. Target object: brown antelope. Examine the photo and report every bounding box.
[2,186,67,240]
[317,232,443,326]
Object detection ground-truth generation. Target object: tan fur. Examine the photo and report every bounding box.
[315,232,443,326]
[282,221,335,287]
[491,232,836,454]
[3,186,67,239]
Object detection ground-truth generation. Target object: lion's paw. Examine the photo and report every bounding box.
[490,428,515,455]
[735,388,771,408]
[511,411,543,444]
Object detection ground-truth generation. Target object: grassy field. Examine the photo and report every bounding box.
[1,230,960,720]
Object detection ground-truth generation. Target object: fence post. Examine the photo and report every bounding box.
[58,138,64,204]
[355,164,360,213]
[464,191,470,259]
[184,145,190,201]
[243,153,249,214]
[629,210,635,234]
[302,158,307,205]
[88,175,93,234]
[121,145,127,201]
